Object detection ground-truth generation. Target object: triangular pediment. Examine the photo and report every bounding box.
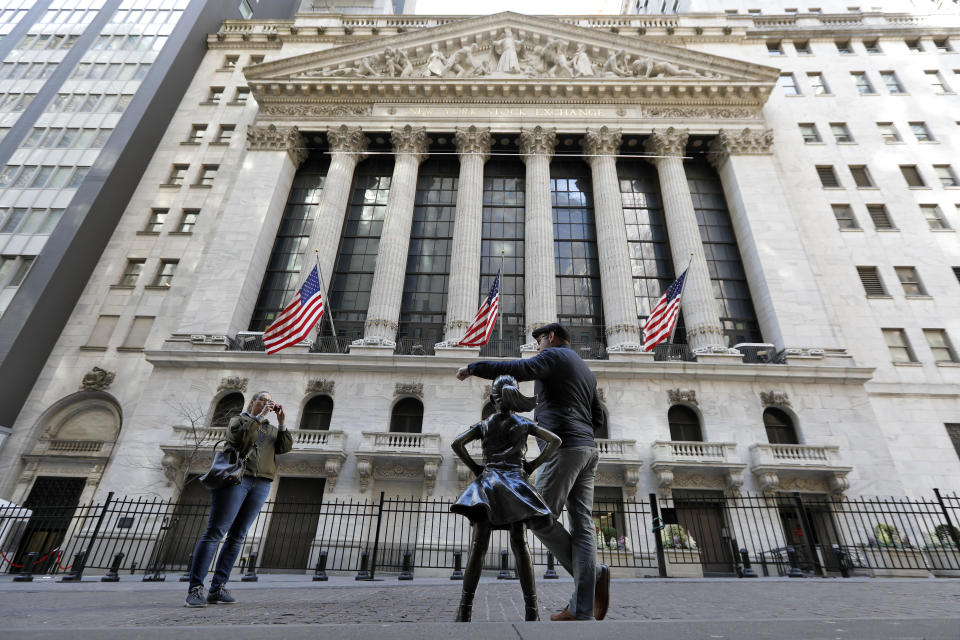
[245,12,778,106]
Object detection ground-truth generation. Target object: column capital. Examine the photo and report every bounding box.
[643,127,689,160]
[327,124,368,158]
[707,128,774,169]
[391,125,429,162]
[247,124,308,167]
[454,125,492,161]
[519,126,557,159]
[582,126,622,160]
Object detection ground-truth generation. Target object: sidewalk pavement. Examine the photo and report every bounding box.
[1,574,957,639]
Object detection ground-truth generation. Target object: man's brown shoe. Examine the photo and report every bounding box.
[594,564,610,620]
[549,608,578,621]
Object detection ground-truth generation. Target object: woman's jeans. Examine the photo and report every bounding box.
[188,475,271,590]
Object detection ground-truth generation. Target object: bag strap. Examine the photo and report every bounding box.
[241,424,268,462]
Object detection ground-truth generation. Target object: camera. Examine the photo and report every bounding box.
[274,404,282,414]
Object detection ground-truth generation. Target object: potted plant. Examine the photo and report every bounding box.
[661,524,702,578]
[922,524,960,577]
[861,523,927,577]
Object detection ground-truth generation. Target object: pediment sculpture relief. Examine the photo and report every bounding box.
[301,28,722,81]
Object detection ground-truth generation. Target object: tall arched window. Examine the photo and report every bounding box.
[300,395,333,430]
[390,397,423,433]
[668,405,702,441]
[763,408,799,444]
[211,392,244,428]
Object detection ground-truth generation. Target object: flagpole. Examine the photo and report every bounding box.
[667,252,694,345]
[314,249,338,346]
[498,249,504,344]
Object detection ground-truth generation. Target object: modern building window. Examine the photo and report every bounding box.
[807,72,829,94]
[120,316,154,350]
[864,39,881,54]
[300,395,333,430]
[167,164,188,185]
[849,165,874,188]
[0,208,27,233]
[883,328,916,363]
[763,408,799,445]
[832,204,859,229]
[895,266,926,296]
[868,205,895,230]
[207,87,223,103]
[793,40,811,55]
[233,87,250,104]
[925,70,950,94]
[880,71,905,94]
[214,125,234,143]
[250,55,265,65]
[830,123,853,142]
[238,0,253,20]
[817,165,840,187]
[481,157,526,339]
[0,255,34,288]
[906,38,922,52]
[920,204,950,229]
[186,124,205,143]
[924,329,958,363]
[900,165,926,187]
[145,209,167,233]
[668,405,702,441]
[934,165,959,187]
[196,165,218,187]
[851,72,875,94]
[798,123,821,142]
[389,397,423,433]
[910,122,934,141]
[118,259,145,286]
[767,40,783,55]
[223,55,239,70]
[779,73,800,95]
[85,315,118,349]
[153,260,178,287]
[856,266,887,296]
[211,392,244,429]
[836,40,852,54]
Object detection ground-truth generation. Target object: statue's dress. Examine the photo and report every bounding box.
[451,414,553,529]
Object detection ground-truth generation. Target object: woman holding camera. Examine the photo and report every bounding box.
[185,391,292,607]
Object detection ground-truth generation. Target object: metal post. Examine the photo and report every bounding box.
[792,492,822,575]
[179,553,192,582]
[833,545,850,578]
[102,552,124,582]
[367,492,385,581]
[649,493,667,578]
[739,548,757,578]
[355,551,370,580]
[12,552,37,582]
[313,550,328,581]
[58,552,87,583]
[398,550,413,580]
[543,551,559,579]
[62,492,114,583]
[497,549,513,579]
[933,488,960,551]
[786,546,803,577]
[450,550,463,580]
[241,552,258,582]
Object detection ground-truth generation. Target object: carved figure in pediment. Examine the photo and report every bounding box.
[384,47,413,78]
[443,43,486,78]
[636,58,716,79]
[535,38,573,78]
[493,27,524,74]
[602,49,631,77]
[329,55,379,78]
[426,43,447,77]
[571,44,595,77]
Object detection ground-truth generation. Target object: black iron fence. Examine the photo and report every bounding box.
[1,490,957,580]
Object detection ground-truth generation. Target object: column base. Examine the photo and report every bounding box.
[349,341,395,356]
[695,347,743,364]
[607,350,655,363]
[433,344,481,358]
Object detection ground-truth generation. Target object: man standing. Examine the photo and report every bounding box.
[456,323,610,621]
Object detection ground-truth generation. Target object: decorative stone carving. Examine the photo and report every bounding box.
[582,126,622,159]
[829,473,850,495]
[708,128,774,169]
[760,391,791,408]
[725,469,744,493]
[668,389,697,406]
[519,127,557,157]
[80,367,115,392]
[656,468,674,489]
[492,28,524,74]
[161,452,182,486]
[756,471,780,493]
[534,38,574,77]
[456,461,474,492]
[442,43,489,78]
[246,124,307,167]
[363,317,398,333]
[642,106,760,120]
[327,124,368,156]
[571,43,595,77]
[395,382,424,398]
[383,46,413,77]
[356,458,372,492]
[643,127,689,158]
[601,49,631,77]
[218,376,248,393]
[423,461,439,496]
[596,470,623,486]
[324,458,342,491]
[623,464,640,502]
[425,43,447,76]
[630,57,719,79]
[391,125,429,161]
[259,103,373,118]
[306,378,334,395]
[454,126,492,161]
[597,387,606,404]
[190,334,229,346]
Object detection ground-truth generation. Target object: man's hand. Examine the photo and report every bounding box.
[456,366,471,381]
[275,404,286,428]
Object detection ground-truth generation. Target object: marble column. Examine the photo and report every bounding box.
[304,125,367,291]
[582,126,643,351]
[361,125,429,346]
[708,128,841,353]
[441,126,492,345]
[644,127,725,353]
[177,124,307,337]
[519,126,557,343]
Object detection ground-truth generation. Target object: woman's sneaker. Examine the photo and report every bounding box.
[184,586,206,607]
[206,586,236,604]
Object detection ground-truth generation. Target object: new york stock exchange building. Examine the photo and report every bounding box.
[2,7,959,578]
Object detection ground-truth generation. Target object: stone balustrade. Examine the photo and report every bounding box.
[750,443,843,468]
[652,440,739,464]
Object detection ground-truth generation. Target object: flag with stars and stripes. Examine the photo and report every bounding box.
[459,270,501,347]
[263,266,324,354]
[642,269,688,352]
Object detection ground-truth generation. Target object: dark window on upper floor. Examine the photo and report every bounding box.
[390,397,423,433]
[763,408,799,445]
[668,405,702,442]
[300,395,333,430]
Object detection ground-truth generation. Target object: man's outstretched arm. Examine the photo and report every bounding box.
[456,349,555,382]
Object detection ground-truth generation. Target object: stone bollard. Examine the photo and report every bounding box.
[398,550,413,580]
[739,548,757,578]
[355,551,371,580]
[786,546,804,578]
[59,551,88,583]
[543,552,559,579]
[313,550,328,581]
[241,552,258,582]
[450,551,463,580]
[179,553,192,582]
[497,549,515,580]
[102,552,125,582]
[12,552,37,582]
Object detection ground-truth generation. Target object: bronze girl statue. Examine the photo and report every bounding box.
[450,375,561,622]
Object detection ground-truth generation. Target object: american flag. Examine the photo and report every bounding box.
[642,269,688,352]
[263,266,325,354]
[459,270,500,347]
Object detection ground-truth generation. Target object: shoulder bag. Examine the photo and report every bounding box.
[199,419,268,490]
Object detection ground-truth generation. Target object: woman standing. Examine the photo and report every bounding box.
[185,391,292,607]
